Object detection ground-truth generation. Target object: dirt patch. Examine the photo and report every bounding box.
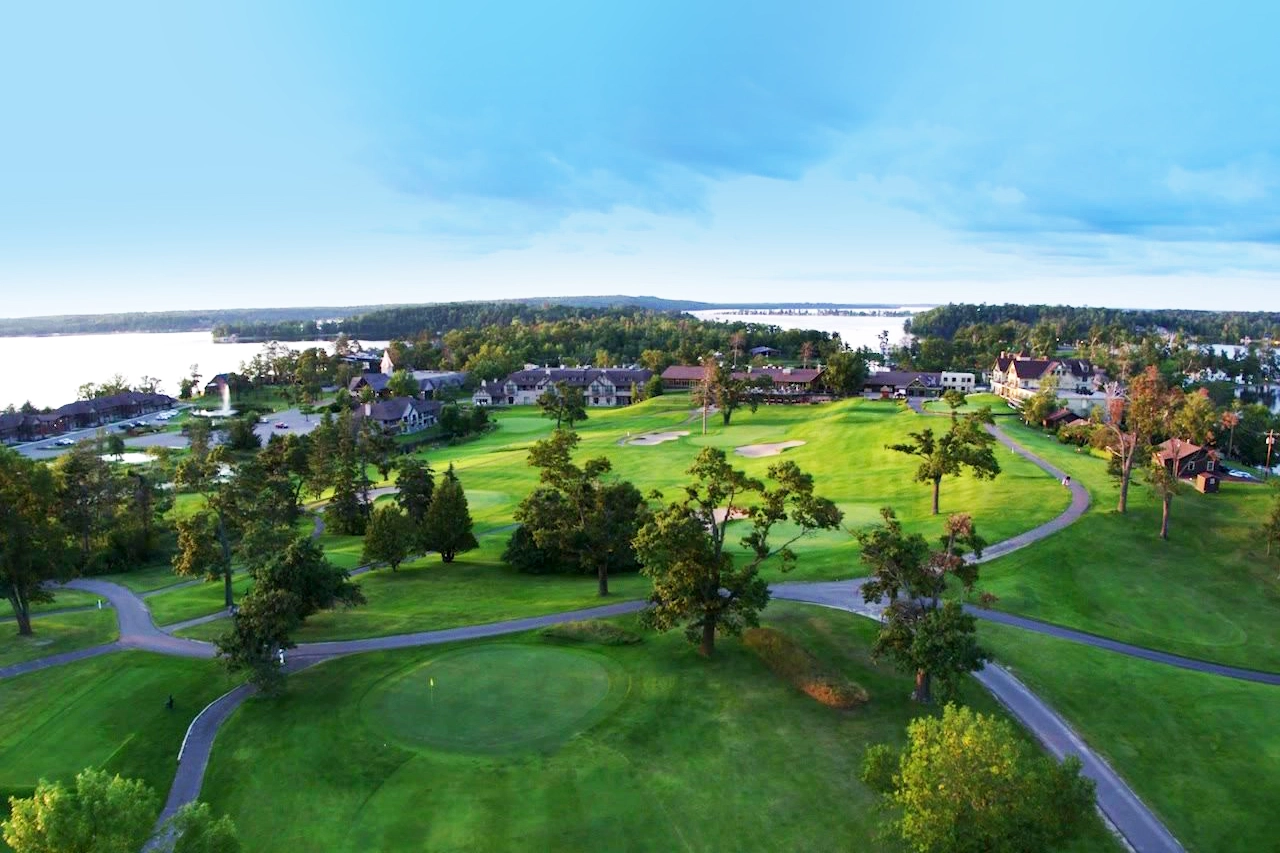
[625,430,690,446]
[734,440,806,458]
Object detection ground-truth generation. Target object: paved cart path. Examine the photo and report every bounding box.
[0,415,1207,852]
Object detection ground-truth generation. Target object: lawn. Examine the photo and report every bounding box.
[100,562,187,594]
[412,397,1069,582]
[146,574,254,626]
[921,391,1018,415]
[0,651,232,804]
[0,610,118,669]
[976,419,1280,671]
[171,397,1069,635]
[982,622,1280,853]
[204,602,1118,852]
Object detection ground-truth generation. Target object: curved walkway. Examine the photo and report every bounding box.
[0,417,1198,852]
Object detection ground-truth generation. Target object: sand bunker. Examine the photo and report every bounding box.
[712,507,750,525]
[734,440,806,458]
[626,430,690,446]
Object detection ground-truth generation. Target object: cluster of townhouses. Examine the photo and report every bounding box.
[473,367,653,407]
[0,391,176,445]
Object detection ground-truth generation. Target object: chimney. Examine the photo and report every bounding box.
[364,402,372,417]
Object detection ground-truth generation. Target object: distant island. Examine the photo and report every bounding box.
[0,296,930,340]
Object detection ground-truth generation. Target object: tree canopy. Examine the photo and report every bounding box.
[857,509,987,703]
[862,704,1096,853]
[634,448,842,656]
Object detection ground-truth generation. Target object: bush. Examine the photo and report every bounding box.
[540,620,643,646]
[742,627,870,709]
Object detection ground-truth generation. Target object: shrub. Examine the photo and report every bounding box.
[540,620,643,646]
[742,627,870,709]
[976,590,1000,608]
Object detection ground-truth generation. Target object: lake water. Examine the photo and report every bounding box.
[690,308,918,352]
[0,311,921,410]
[0,332,387,410]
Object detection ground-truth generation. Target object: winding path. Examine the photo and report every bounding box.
[2,416,1219,852]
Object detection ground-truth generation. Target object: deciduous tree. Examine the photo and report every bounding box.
[513,429,647,595]
[3,768,156,853]
[537,382,588,429]
[862,704,1095,853]
[217,537,363,693]
[634,448,842,656]
[857,509,987,703]
[155,801,241,853]
[386,369,420,399]
[887,409,1001,515]
[0,450,69,635]
[822,349,869,397]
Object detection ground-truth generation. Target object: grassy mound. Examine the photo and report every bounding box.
[360,644,625,755]
[742,627,869,709]
[540,620,643,646]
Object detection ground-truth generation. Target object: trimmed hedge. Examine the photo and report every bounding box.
[540,620,643,646]
[742,627,870,709]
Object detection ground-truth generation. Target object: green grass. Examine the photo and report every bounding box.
[175,398,1070,644]
[364,644,626,755]
[982,622,1280,853]
[0,651,233,802]
[406,397,1068,583]
[294,540,653,642]
[0,610,118,669]
[203,602,1118,852]
[977,419,1280,670]
[98,562,186,594]
[146,575,254,626]
[28,590,99,612]
[921,392,1018,415]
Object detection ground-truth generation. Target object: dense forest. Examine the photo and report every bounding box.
[909,304,1280,343]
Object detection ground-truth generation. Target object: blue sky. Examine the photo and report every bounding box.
[2,0,1278,316]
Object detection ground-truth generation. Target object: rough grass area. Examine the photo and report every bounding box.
[539,620,643,646]
[202,602,1118,853]
[976,419,1280,671]
[982,622,1280,853]
[0,651,232,808]
[743,626,870,709]
[0,610,118,669]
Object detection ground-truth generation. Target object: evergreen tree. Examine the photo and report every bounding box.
[423,465,478,563]
[363,505,415,571]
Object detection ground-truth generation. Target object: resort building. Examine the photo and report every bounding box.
[473,367,652,407]
[989,352,1108,415]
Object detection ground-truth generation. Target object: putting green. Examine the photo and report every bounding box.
[361,645,626,755]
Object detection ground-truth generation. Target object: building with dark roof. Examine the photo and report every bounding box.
[354,397,442,434]
[990,352,1107,415]
[864,370,944,398]
[474,367,651,407]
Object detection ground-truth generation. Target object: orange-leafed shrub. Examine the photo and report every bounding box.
[742,627,869,709]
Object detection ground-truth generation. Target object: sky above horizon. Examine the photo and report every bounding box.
[3,1,1279,318]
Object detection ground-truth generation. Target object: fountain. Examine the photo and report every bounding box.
[193,379,237,418]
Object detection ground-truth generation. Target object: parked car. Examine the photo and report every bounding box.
[274,422,289,429]
[1227,468,1259,481]
[54,438,76,447]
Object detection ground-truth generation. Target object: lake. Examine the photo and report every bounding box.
[0,332,387,410]
[689,308,918,352]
